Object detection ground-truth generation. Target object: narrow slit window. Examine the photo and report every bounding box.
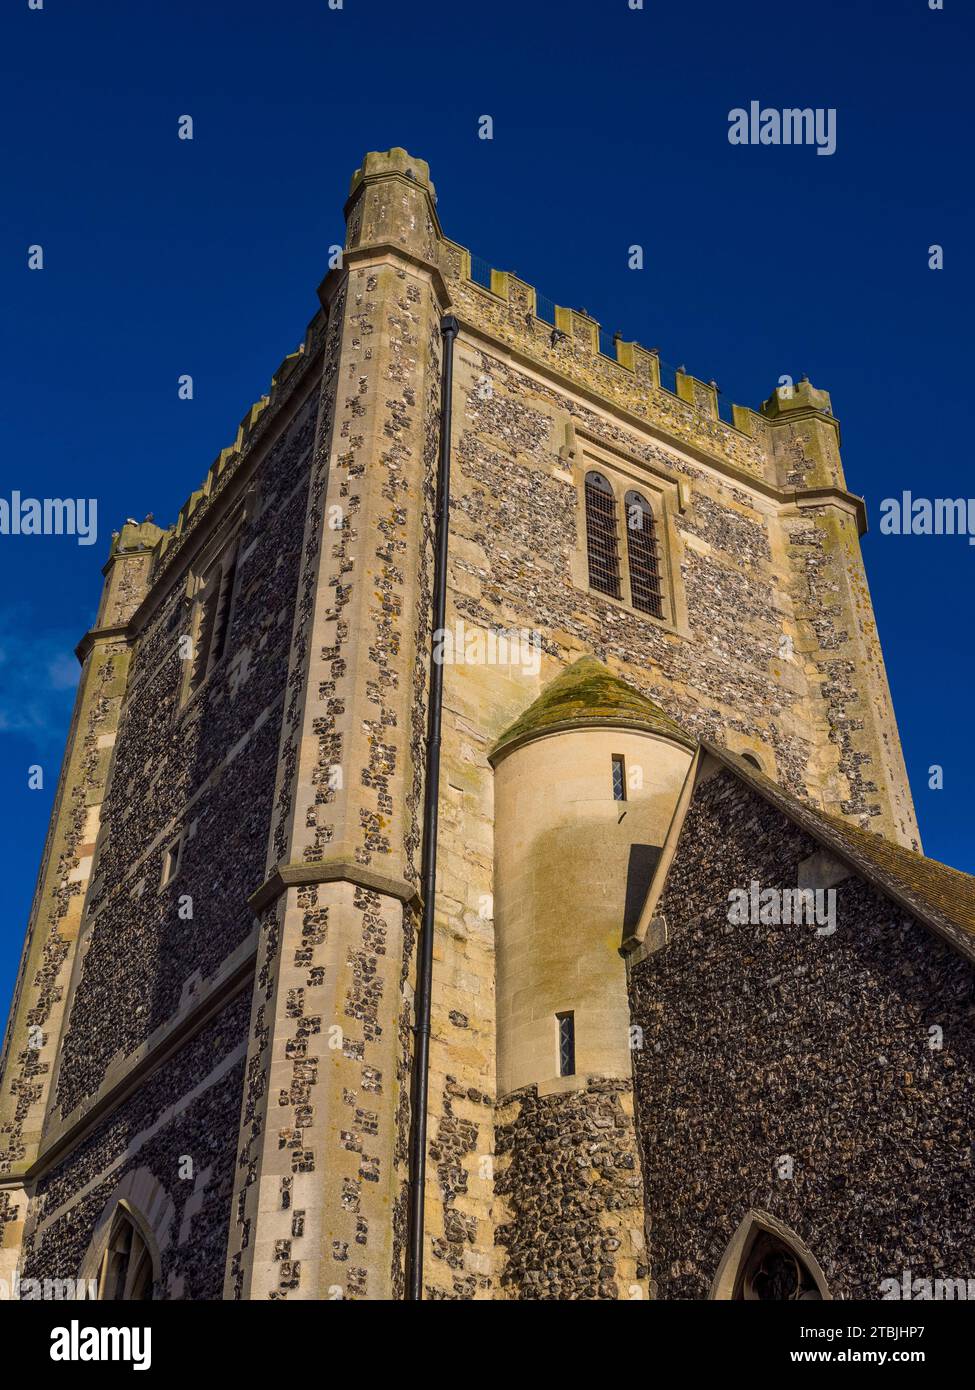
[209,551,238,667]
[624,490,664,618]
[612,755,626,802]
[557,1012,575,1077]
[191,573,220,691]
[584,471,621,599]
[184,534,241,702]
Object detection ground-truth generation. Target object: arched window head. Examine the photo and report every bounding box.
[737,1230,822,1300]
[584,472,621,599]
[710,1211,830,1301]
[624,491,664,618]
[96,1208,155,1300]
[740,752,763,771]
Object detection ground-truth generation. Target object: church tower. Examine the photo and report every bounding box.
[0,148,920,1301]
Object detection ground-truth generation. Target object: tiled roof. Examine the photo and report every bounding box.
[808,807,975,939]
[489,656,695,764]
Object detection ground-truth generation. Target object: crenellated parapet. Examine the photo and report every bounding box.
[122,148,850,588]
[152,312,326,577]
[438,237,784,485]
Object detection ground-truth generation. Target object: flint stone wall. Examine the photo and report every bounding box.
[53,390,318,1118]
[494,1080,647,1300]
[629,768,975,1299]
[21,990,249,1299]
[451,347,815,796]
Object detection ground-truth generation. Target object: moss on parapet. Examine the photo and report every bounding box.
[107,520,165,560]
[490,656,695,764]
[440,239,840,451]
[759,376,834,420]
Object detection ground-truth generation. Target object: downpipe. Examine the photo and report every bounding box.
[405,314,459,1300]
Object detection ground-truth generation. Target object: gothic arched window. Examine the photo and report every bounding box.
[735,1230,822,1300]
[584,471,621,599]
[710,1211,829,1301]
[624,490,664,618]
[96,1208,155,1301]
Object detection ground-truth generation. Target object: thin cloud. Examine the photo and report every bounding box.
[0,612,79,744]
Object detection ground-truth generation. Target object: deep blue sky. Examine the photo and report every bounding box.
[0,0,971,1023]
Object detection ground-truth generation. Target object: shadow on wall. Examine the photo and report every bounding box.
[623,845,661,936]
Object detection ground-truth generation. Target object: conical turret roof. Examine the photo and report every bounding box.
[489,656,695,764]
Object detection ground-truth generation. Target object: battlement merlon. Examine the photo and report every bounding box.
[434,253,851,496]
[758,377,847,493]
[364,146,848,499]
[103,520,165,575]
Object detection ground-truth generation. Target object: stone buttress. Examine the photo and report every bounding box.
[0,522,160,1288]
[760,383,918,848]
[224,151,449,1300]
